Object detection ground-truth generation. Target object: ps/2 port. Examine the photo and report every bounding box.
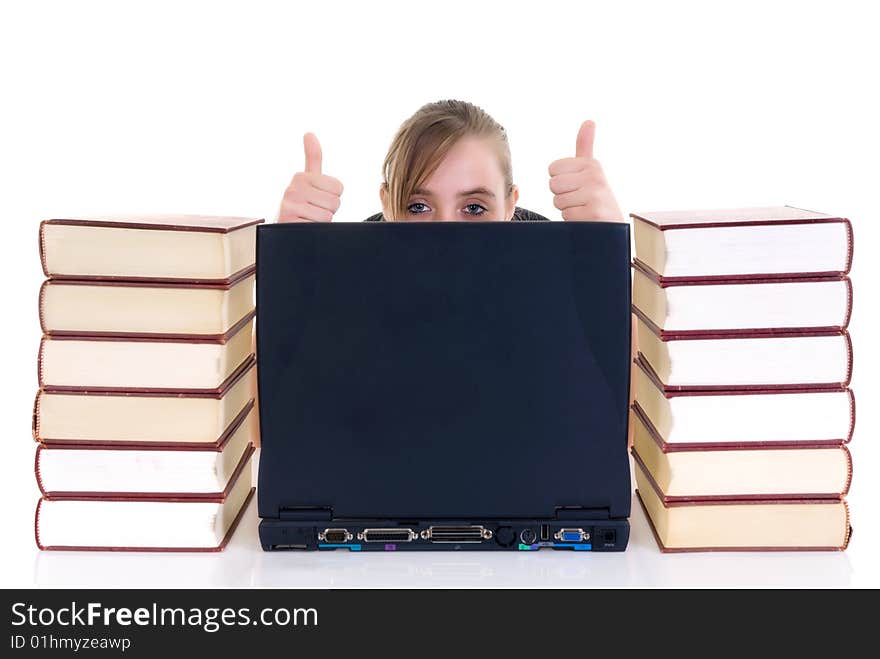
[520,528,537,545]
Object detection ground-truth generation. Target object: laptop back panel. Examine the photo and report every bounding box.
[256,222,631,551]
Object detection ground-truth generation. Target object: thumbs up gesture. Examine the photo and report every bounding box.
[548,121,623,222]
[278,133,345,222]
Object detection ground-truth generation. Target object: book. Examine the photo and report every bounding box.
[634,460,851,551]
[40,272,255,338]
[632,414,852,500]
[632,357,854,447]
[631,206,852,280]
[34,358,255,446]
[632,261,851,334]
[636,318,852,391]
[35,453,254,551]
[35,407,255,497]
[39,316,253,391]
[39,215,263,283]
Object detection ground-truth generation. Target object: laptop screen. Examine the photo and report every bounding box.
[256,221,631,521]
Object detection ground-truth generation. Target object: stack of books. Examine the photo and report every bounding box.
[630,206,854,551]
[33,215,263,551]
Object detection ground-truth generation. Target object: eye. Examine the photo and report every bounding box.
[464,203,488,216]
[407,202,430,214]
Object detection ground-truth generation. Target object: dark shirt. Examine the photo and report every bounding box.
[363,207,551,222]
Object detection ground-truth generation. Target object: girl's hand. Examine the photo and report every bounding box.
[548,120,623,222]
[278,133,344,222]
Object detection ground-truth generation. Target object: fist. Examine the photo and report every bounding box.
[549,120,623,222]
[278,133,344,222]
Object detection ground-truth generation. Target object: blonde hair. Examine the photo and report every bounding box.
[381,100,514,220]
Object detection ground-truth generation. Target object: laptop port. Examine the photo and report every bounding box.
[554,528,590,543]
[495,526,516,547]
[421,525,493,543]
[318,528,352,543]
[358,528,417,542]
[599,529,616,546]
[520,528,537,545]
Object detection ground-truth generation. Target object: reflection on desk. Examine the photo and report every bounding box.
[33,492,854,588]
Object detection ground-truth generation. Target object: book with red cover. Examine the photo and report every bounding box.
[35,452,255,552]
[33,358,256,448]
[631,259,852,336]
[632,355,856,448]
[631,206,853,281]
[633,458,852,553]
[37,315,255,393]
[35,407,256,498]
[39,271,256,339]
[39,215,264,284]
[631,417,853,503]
[635,317,852,392]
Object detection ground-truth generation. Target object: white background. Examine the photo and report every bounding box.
[1,0,877,587]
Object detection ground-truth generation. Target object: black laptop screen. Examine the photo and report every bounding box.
[256,222,631,521]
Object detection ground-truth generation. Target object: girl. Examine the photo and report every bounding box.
[278,99,623,223]
[266,100,634,450]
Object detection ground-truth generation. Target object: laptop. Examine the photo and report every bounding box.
[256,221,632,551]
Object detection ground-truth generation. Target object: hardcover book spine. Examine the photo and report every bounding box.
[38,280,48,334]
[844,330,853,387]
[34,445,46,497]
[847,389,856,443]
[37,337,45,388]
[843,218,854,275]
[34,498,44,551]
[31,390,42,442]
[841,444,853,497]
[38,221,49,278]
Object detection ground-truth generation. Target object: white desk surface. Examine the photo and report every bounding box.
[6,452,875,589]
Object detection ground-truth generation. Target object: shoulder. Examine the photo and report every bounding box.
[512,207,551,222]
[362,207,550,222]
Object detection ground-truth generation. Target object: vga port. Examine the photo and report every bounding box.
[554,528,590,543]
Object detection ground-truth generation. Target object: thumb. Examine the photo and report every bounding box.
[575,120,595,159]
[303,132,322,174]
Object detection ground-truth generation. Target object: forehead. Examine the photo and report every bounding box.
[418,136,505,194]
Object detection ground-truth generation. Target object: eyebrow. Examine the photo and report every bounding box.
[412,187,496,199]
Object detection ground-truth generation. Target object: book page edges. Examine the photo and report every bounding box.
[37,398,255,450]
[632,448,847,503]
[34,488,254,552]
[635,490,848,553]
[40,444,254,501]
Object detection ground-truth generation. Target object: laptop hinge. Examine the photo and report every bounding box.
[279,506,333,521]
[555,506,611,520]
